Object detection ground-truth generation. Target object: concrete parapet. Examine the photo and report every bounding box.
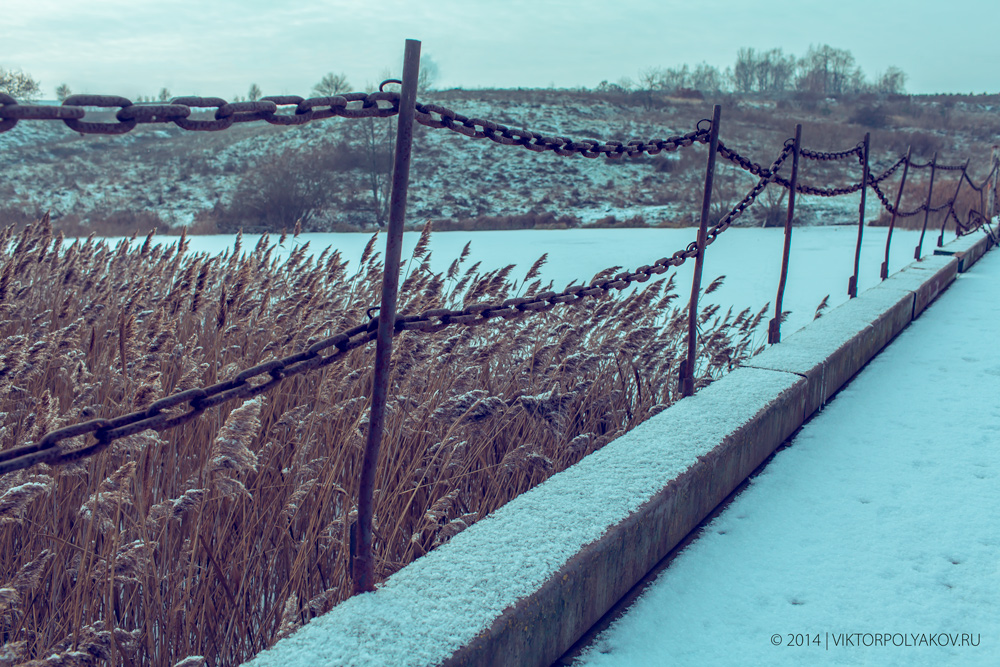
[746,285,913,418]
[934,231,993,272]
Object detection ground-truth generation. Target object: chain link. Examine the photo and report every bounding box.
[708,144,795,236]
[800,143,865,162]
[0,91,713,161]
[962,160,1000,193]
[413,101,710,157]
[0,92,401,135]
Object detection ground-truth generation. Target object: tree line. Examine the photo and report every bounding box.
[599,44,908,97]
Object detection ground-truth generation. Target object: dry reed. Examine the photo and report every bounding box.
[0,216,766,665]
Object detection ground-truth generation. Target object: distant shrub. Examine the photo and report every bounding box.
[433,211,581,231]
[849,105,889,128]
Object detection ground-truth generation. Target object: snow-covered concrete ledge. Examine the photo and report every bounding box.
[243,232,992,667]
[933,229,993,272]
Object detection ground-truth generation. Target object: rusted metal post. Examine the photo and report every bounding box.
[988,146,999,221]
[354,38,420,595]
[848,132,870,298]
[680,104,720,398]
[881,145,911,280]
[915,152,937,260]
[938,159,968,246]
[768,124,801,345]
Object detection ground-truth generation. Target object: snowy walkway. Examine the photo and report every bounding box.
[571,250,1000,667]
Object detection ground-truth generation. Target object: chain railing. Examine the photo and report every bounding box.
[2,41,998,596]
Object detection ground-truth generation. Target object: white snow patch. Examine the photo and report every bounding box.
[573,248,1000,667]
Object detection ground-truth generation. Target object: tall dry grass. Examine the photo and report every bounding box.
[0,216,767,665]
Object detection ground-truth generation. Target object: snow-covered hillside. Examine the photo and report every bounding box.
[1,89,992,234]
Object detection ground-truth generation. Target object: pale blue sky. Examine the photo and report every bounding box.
[2,0,996,99]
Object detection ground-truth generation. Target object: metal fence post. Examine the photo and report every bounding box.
[938,159,968,247]
[353,38,421,595]
[768,123,801,345]
[680,104,720,398]
[848,132,870,298]
[988,146,999,221]
[881,145,911,280]
[915,152,937,260]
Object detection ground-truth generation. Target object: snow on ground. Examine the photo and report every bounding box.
[571,244,1000,666]
[178,225,929,336]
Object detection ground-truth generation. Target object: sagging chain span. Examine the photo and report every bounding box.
[0,234,713,476]
[0,91,711,160]
[3,88,996,476]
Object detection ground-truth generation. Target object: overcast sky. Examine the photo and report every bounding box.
[3,0,997,100]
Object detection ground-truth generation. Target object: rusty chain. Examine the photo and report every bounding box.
[721,140,870,198]
[709,144,795,236]
[3,86,996,477]
[870,156,908,184]
[0,321,381,474]
[962,160,1000,193]
[0,228,714,476]
[0,91,712,160]
[414,102,711,158]
[870,157,999,221]
[800,144,865,163]
[869,179,926,218]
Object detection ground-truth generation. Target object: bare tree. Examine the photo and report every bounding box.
[660,65,690,92]
[731,48,794,94]
[796,44,860,95]
[359,115,395,226]
[637,67,663,106]
[158,87,172,102]
[0,67,41,100]
[418,56,439,93]
[247,83,262,101]
[754,49,795,93]
[691,62,723,93]
[876,66,907,95]
[313,72,351,97]
[732,48,757,94]
[55,83,72,102]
